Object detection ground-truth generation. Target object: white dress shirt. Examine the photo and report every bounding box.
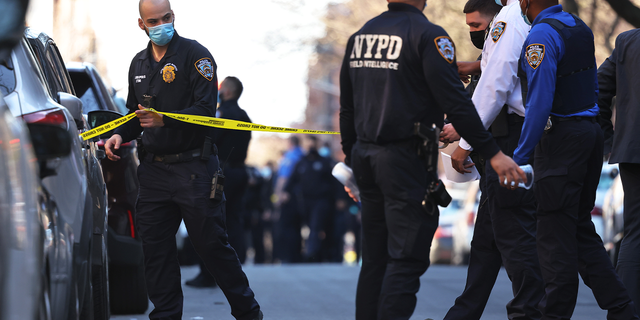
[459,0,530,151]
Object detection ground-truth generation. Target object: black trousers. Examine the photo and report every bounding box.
[618,163,640,314]
[352,140,438,320]
[445,118,544,320]
[274,197,303,263]
[225,166,249,264]
[136,156,260,320]
[534,119,637,320]
[302,197,333,262]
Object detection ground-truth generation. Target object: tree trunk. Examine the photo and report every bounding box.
[563,0,580,15]
[605,0,640,28]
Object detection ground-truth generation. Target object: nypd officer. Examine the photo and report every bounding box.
[104,1,262,319]
[339,0,526,319]
[445,0,544,319]
[513,0,638,319]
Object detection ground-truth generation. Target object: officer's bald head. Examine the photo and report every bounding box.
[387,0,427,11]
[139,0,172,20]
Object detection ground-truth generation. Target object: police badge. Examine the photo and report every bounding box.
[491,21,507,43]
[525,44,545,70]
[161,63,177,83]
[195,58,214,81]
[434,36,455,64]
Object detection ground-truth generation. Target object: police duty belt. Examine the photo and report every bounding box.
[80,108,339,141]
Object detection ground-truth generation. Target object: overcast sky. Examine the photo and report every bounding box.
[86,0,339,128]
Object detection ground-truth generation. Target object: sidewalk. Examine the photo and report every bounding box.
[111,264,606,320]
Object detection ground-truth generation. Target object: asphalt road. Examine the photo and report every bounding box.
[111,264,607,320]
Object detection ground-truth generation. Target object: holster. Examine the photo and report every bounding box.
[413,123,452,215]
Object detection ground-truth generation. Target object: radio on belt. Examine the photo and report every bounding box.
[210,170,225,201]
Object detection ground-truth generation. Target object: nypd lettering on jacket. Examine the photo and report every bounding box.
[349,34,403,70]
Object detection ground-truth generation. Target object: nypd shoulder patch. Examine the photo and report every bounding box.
[195,58,215,81]
[434,36,455,64]
[525,44,545,70]
[491,21,507,43]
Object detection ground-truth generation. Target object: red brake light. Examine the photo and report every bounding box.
[22,109,68,129]
[467,211,476,226]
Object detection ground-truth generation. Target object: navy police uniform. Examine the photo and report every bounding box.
[513,5,638,320]
[215,99,253,263]
[115,32,260,320]
[340,3,501,319]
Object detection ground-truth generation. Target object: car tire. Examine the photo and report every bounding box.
[92,234,110,320]
[109,264,148,315]
[39,273,52,320]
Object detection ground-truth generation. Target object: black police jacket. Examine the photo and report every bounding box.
[115,32,218,155]
[339,3,500,164]
[214,99,252,166]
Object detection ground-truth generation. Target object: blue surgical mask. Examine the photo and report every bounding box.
[319,147,331,158]
[145,21,174,46]
[495,0,504,6]
[520,0,532,25]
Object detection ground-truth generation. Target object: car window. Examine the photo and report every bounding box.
[69,70,103,113]
[49,45,75,95]
[0,57,16,96]
[45,45,74,95]
[91,69,121,113]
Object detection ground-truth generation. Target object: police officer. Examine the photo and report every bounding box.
[339,1,525,319]
[445,0,544,319]
[598,28,640,313]
[104,1,262,319]
[186,76,253,286]
[513,1,638,319]
[214,76,252,263]
[284,136,336,262]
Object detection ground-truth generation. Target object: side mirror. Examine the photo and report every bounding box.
[88,110,123,139]
[27,123,73,179]
[58,92,84,130]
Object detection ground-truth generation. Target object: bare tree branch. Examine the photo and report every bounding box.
[604,0,640,27]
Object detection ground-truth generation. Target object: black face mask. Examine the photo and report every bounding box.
[470,30,485,49]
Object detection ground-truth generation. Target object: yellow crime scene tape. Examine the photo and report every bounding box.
[80,109,340,141]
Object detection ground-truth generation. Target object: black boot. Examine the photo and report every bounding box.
[185,270,217,288]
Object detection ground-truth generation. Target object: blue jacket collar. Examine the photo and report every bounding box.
[531,4,563,27]
[388,2,424,15]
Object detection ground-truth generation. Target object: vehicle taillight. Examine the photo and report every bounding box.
[22,109,68,129]
[96,140,132,147]
[591,207,603,216]
[467,211,476,226]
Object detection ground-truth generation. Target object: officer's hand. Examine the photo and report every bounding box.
[457,61,481,83]
[104,134,123,161]
[136,104,165,128]
[344,186,358,203]
[440,123,461,143]
[489,151,527,190]
[452,146,474,174]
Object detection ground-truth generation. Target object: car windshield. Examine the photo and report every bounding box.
[0,57,16,96]
[69,71,102,113]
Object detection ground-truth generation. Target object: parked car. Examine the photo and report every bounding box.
[602,172,624,265]
[591,163,619,239]
[430,181,477,265]
[67,62,148,315]
[3,29,109,320]
[451,180,480,265]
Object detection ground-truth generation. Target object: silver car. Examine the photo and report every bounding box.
[3,30,109,319]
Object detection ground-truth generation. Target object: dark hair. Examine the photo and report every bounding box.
[463,0,501,17]
[291,136,300,147]
[223,76,244,99]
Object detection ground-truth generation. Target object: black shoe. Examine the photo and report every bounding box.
[185,272,217,288]
[251,310,263,320]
